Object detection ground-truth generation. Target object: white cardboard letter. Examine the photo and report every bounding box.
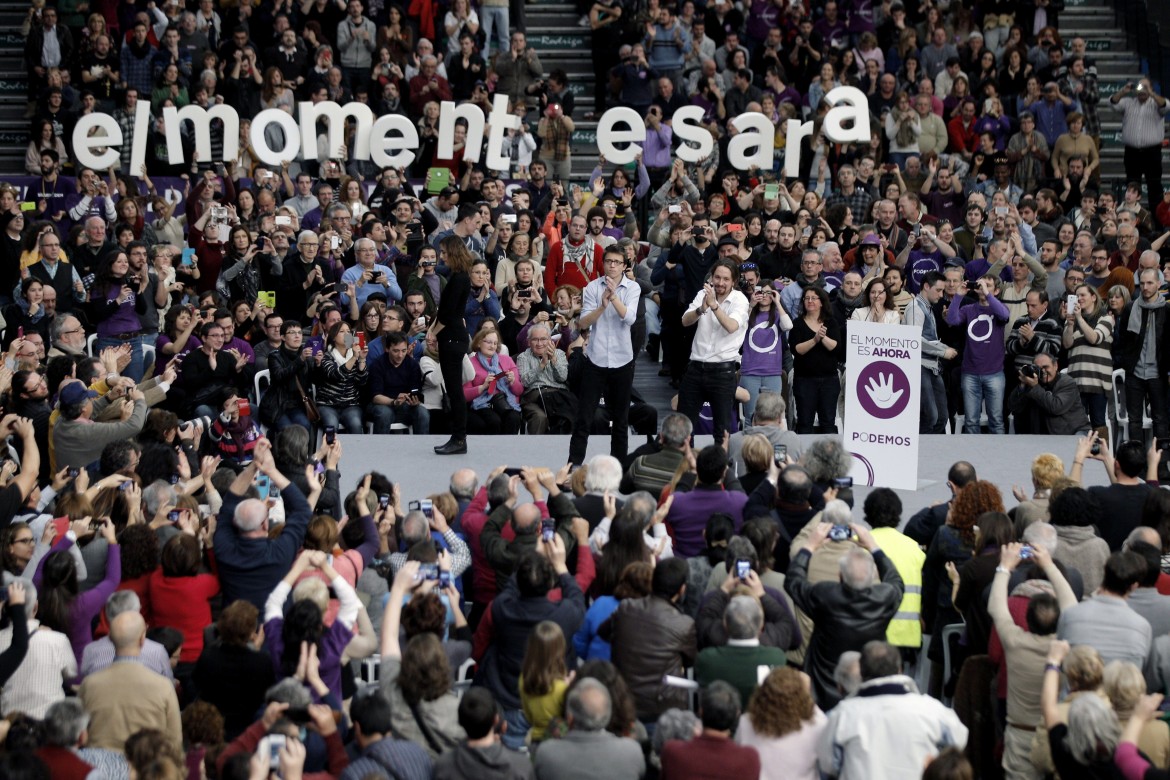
[438,101,486,164]
[727,113,774,171]
[73,114,121,171]
[672,106,714,164]
[596,107,646,164]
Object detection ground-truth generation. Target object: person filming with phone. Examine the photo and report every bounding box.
[784,500,905,709]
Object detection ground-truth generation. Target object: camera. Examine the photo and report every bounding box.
[735,559,751,579]
[773,444,787,465]
[1020,544,1034,559]
[832,476,853,489]
[517,289,534,299]
[1020,364,1038,379]
[378,493,391,510]
[541,518,555,543]
[439,570,451,589]
[1090,440,1102,456]
[324,425,336,445]
[418,563,440,581]
[168,510,181,523]
[829,524,852,542]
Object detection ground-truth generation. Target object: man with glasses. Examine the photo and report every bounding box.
[48,315,86,358]
[516,322,575,434]
[780,248,826,318]
[12,370,51,475]
[253,313,284,371]
[1110,227,1142,273]
[275,230,328,323]
[173,322,249,420]
[1086,247,1132,292]
[568,246,641,466]
[23,231,86,315]
[340,238,401,310]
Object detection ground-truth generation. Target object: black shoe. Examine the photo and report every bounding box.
[434,438,467,455]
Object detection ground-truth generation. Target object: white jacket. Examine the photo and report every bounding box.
[817,675,968,780]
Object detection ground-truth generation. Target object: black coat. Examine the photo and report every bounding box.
[260,345,314,426]
[1115,301,1170,377]
[784,547,905,709]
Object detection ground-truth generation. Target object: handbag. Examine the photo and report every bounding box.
[294,374,321,424]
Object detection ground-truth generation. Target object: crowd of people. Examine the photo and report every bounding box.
[3,0,1170,776]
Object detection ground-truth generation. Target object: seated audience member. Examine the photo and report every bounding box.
[659,681,762,779]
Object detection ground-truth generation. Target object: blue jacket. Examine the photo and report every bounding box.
[213,482,311,609]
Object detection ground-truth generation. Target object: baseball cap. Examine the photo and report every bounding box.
[59,382,99,406]
[717,235,739,249]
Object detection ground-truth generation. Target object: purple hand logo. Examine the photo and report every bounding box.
[856,360,911,420]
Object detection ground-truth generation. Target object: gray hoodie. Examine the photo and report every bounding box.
[433,741,535,780]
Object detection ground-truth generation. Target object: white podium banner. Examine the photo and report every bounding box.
[843,321,922,490]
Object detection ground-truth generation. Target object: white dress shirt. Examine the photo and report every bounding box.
[685,288,751,362]
[583,275,641,368]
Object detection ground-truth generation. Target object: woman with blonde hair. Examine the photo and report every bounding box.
[1038,641,1116,775]
[1013,453,1065,528]
[739,434,774,495]
[1103,660,1170,768]
[735,667,826,780]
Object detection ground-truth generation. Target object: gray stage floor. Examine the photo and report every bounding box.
[334,433,1114,526]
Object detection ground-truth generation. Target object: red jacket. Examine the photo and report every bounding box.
[947,116,979,154]
[148,569,220,663]
[544,238,603,291]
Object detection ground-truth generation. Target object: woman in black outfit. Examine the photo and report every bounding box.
[791,286,841,434]
[432,235,473,454]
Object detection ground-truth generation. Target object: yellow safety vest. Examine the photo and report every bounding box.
[872,528,926,648]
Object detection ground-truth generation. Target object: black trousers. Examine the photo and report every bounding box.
[569,358,636,465]
[439,336,469,440]
[1124,144,1164,215]
[678,360,738,445]
[1125,373,1169,440]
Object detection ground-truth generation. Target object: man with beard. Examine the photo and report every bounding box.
[11,369,52,480]
[33,147,70,223]
[904,271,958,433]
[545,215,602,291]
[585,207,615,250]
[767,222,803,281]
[896,225,957,293]
[920,158,965,226]
[522,160,553,221]
[831,270,865,335]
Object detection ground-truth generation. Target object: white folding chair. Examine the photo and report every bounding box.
[86,333,98,356]
[253,369,271,405]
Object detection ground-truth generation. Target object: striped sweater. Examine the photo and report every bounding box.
[1064,310,1114,395]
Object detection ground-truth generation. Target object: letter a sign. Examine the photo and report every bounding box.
[843,321,922,490]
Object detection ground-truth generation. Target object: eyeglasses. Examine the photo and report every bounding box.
[11,537,34,545]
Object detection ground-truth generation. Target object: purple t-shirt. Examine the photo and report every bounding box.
[154,334,202,376]
[91,284,142,338]
[946,295,1011,376]
[906,251,944,293]
[264,617,354,702]
[740,310,785,377]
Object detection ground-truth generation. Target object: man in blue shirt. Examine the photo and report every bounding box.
[340,238,401,309]
[367,332,429,434]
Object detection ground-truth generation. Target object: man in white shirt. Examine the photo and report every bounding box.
[678,259,750,444]
[568,245,641,466]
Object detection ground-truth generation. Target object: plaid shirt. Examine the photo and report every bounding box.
[825,187,873,219]
[539,116,573,161]
[120,43,156,95]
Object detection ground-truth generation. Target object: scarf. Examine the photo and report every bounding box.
[127,38,153,60]
[329,346,354,366]
[561,236,595,277]
[1129,295,1165,365]
[471,352,520,412]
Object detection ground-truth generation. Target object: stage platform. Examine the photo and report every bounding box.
[333,433,1115,526]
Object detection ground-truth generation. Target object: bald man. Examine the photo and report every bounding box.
[79,612,182,752]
